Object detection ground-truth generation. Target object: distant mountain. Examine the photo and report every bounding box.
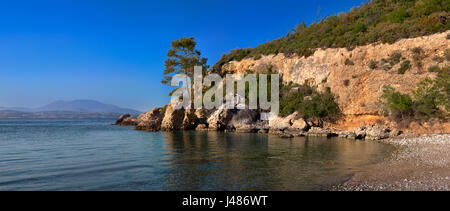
[0,100,141,118]
[0,107,33,112]
[34,100,140,114]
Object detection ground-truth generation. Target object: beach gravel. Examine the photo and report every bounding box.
[333,134,450,191]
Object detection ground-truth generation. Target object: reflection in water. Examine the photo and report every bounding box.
[160,131,394,191]
[0,119,394,191]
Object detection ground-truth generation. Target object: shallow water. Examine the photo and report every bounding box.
[0,118,395,190]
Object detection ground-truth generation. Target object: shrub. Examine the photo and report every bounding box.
[279,83,340,119]
[398,60,411,74]
[387,52,402,65]
[432,66,450,111]
[447,34,450,40]
[412,78,442,118]
[428,65,440,72]
[412,47,425,68]
[380,85,414,119]
[345,58,354,66]
[412,47,424,55]
[369,60,378,69]
[380,66,449,120]
[432,56,444,63]
[344,80,350,86]
[445,49,450,61]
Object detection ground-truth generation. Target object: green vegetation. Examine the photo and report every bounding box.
[387,52,403,65]
[162,37,208,87]
[432,55,444,63]
[381,65,449,120]
[428,65,440,72]
[412,47,425,68]
[345,58,355,66]
[369,60,378,69]
[211,0,449,74]
[381,85,414,119]
[445,49,450,61]
[279,83,340,119]
[344,79,350,86]
[398,60,411,74]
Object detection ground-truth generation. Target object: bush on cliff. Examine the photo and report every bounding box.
[279,83,340,119]
[381,65,449,120]
[380,85,414,119]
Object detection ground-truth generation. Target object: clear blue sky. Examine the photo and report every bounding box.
[0,0,364,111]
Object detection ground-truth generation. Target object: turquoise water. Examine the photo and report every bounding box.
[0,118,395,191]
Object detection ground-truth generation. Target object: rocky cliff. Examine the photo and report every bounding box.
[222,31,450,115]
[116,32,450,139]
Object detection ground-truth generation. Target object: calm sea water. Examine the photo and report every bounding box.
[0,118,395,191]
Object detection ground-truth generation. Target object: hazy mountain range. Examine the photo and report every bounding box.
[0,100,141,118]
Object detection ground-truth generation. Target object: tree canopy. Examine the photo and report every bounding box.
[161,37,209,85]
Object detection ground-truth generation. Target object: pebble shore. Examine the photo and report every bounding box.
[333,134,450,191]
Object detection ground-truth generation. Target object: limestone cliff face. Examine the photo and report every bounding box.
[222,31,450,115]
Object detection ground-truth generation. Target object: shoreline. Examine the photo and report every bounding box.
[332,133,450,191]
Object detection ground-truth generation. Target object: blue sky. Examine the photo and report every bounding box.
[0,0,364,111]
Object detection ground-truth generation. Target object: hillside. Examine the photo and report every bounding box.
[0,100,141,118]
[212,0,449,74]
[222,31,449,116]
[34,100,140,114]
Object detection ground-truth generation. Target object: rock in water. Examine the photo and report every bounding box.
[228,109,259,132]
[269,112,302,131]
[115,114,139,126]
[291,118,309,131]
[134,108,163,132]
[181,109,199,130]
[195,124,208,131]
[161,103,185,131]
[207,106,233,131]
[115,114,131,125]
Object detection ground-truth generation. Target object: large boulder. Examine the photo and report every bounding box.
[194,109,213,125]
[291,118,309,131]
[195,124,208,131]
[269,112,308,131]
[228,109,259,132]
[352,125,392,140]
[161,103,185,131]
[134,108,163,132]
[115,114,139,126]
[306,127,332,137]
[181,109,199,130]
[268,113,296,131]
[365,125,391,140]
[207,106,234,131]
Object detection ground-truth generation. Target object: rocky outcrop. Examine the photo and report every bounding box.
[181,109,199,130]
[115,114,139,126]
[117,33,450,138]
[291,118,309,131]
[228,109,259,132]
[222,32,450,115]
[307,127,333,137]
[269,112,309,132]
[195,124,208,131]
[352,124,393,140]
[161,103,185,131]
[134,108,163,132]
[206,106,234,131]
